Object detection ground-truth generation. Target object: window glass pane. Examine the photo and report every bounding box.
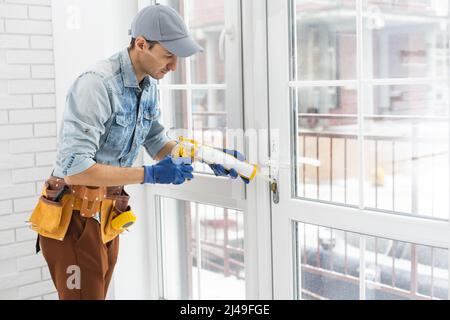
[363,0,450,79]
[363,84,449,218]
[160,89,188,131]
[191,89,227,173]
[189,0,225,84]
[365,237,449,300]
[365,84,449,117]
[158,0,233,176]
[291,0,357,81]
[293,87,359,206]
[159,197,245,300]
[295,223,360,300]
[192,89,226,132]
[295,222,449,300]
[290,0,450,219]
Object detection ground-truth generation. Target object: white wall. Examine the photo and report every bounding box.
[52,0,157,300]
[0,0,154,299]
[0,0,58,300]
[52,0,139,129]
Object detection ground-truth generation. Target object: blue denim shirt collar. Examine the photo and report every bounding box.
[119,49,155,91]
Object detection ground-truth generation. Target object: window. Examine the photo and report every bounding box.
[290,0,450,219]
[158,197,245,300]
[295,222,449,300]
[268,0,450,300]
[159,0,231,174]
[147,0,246,300]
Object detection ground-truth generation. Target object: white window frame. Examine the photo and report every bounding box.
[144,0,274,300]
[267,0,450,300]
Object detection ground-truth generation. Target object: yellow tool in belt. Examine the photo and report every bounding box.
[111,210,137,231]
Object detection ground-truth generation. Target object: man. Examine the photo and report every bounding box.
[30,4,247,300]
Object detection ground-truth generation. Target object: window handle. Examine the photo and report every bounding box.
[271,178,279,204]
[219,25,235,61]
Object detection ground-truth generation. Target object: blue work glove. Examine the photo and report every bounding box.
[143,156,194,185]
[208,149,250,184]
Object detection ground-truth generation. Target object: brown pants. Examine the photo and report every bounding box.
[39,211,119,300]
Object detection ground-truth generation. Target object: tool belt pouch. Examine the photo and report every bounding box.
[101,188,130,244]
[77,186,104,218]
[29,182,74,240]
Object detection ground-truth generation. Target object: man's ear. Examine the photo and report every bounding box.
[135,37,146,51]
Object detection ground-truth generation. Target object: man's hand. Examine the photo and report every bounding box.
[208,149,250,184]
[144,156,194,185]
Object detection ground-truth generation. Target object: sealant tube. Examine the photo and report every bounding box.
[171,137,258,181]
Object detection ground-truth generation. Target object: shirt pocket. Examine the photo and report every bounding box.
[141,107,160,138]
[105,113,134,150]
[143,107,160,122]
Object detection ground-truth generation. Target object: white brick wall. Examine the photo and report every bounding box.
[19,279,54,299]
[15,226,37,241]
[0,184,35,201]
[28,6,52,20]
[0,0,57,299]
[0,269,41,291]
[7,50,53,64]
[9,108,55,123]
[0,64,30,79]
[30,36,52,49]
[6,0,51,5]
[0,230,15,245]
[34,122,56,136]
[0,95,32,109]
[17,253,46,271]
[31,65,54,78]
[12,166,52,183]
[0,201,13,215]
[8,79,55,94]
[0,124,33,139]
[0,111,8,123]
[9,137,56,153]
[5,20,52,35]
[35,151,55,166]
[7,154,35,169]
[32,93,54,107]
[0,4,28,19]
[0,35,29,49]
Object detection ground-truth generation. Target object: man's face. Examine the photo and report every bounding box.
[137,40,178,80]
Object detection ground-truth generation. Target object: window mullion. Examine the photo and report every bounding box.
[155,195,166,298]
[447,4,450,301]
[360,236,366,300]
[356,0,365,212]
[356,0,366,300]
[184,0,193,132]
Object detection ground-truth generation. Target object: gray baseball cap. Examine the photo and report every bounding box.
[129,4,203,58]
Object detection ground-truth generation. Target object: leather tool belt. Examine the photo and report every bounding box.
[45,176,129,217]
[29,176,131,244]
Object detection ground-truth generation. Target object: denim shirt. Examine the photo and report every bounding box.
[53,49,170,178]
